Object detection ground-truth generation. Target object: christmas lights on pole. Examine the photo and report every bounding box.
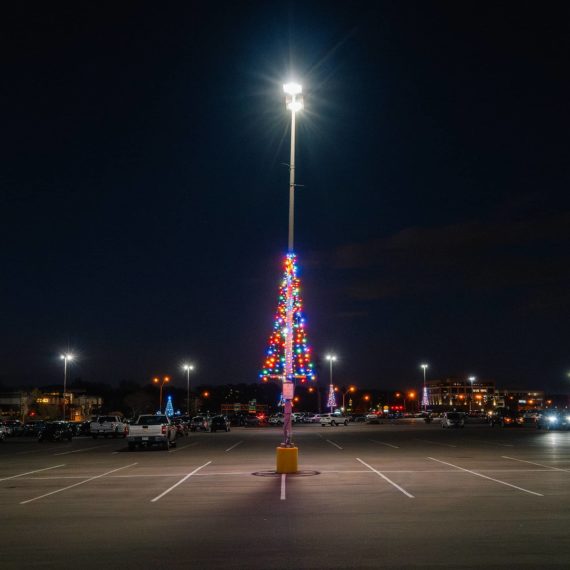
[260,80,314,472]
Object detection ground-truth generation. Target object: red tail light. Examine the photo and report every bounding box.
[125,426,129,435]
[161,425,167,434]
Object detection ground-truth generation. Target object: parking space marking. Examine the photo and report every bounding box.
[326,440,343,450]
[502,456,570,473]
[53,445,105,456]
[20,463,138,504]
[281,474,286,500]
[169,442,199,453]
[415,439,457,448]
[427,457,543,496]
[150,461,212,503]
[0,464,65,483]
[370,440,399,449]
[225,441,243,452]
[356,458,414,498]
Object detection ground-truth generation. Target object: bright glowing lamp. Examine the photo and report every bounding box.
[283,82,302,95]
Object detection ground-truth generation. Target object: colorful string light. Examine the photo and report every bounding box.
[260,252,316,383]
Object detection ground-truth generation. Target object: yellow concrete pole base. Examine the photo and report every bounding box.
[276,446,298,474]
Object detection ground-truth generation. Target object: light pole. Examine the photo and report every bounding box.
[420,363,429,412]
[60,353,74,421]
[182,364,194,417]
[153,376,170,413]
[326,354,337,412]
[468,376,476,412]
[341,386,356,412]
[281,81,304,449]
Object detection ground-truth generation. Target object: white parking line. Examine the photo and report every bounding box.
[281,474,286,500]
[0,464,65,483]
[150,461,212,502]
[416,439,457,448]
[370,440,399,449]
[326,440,343,450]
[502,456,570,473]
[356,458,414,498]
[225,441,243,452]
[53,446,105,456]
[428,457,543,496]
[20,463,138,504]
[168,442,199,453]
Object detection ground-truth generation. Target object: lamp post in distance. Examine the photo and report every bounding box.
[60,353,74,421]
[468,376,476,412]
[182,363,195,417]
[153,376,170,413]
[420,363,429,412]
[341,386,356,413]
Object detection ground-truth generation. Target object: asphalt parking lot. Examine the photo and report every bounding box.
[1,421,569,569]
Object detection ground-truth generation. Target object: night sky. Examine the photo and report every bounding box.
[2,2,569,392]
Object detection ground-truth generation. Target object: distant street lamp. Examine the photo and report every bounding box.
[182,363,195,416]
[60,353,74,421]
[326,354,337,412]
[341,386,357,412]
[407,391,416,413]
[153,376,170,413]
[420,363,429,412]
[468,376,476,412]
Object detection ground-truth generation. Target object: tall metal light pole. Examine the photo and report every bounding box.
[342,386,356,412]
[182,364,194,416]
[60,353,74,421]
[468,376,476,412]
[153,376,170,413]
[326,354,337,412]
[281,82,304,449]
[420,363,429,412]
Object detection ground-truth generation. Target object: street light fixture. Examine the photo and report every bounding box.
[420,363,429,412]
[153,376,170,413]
[60,353,74,421]
[182,363,195,417]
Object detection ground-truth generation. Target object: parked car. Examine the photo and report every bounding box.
[320,413,349,426]
[90,415,128,439]
[190,416,210,432]
[244,414,263,427]
[126,414,177,450]
[489,408,524,427]
[210,415,231,432]
[38,421,74,442]
[0,424,7,441]
[5,420,23,436]
[441,412,465,428]
[23,421,47,437]
[268,414,284,425]
[536,410,570,431]
[366,413,382,424]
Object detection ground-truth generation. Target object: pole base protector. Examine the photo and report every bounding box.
[276,446,298,474]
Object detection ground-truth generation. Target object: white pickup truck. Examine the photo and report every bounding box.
[90,415,127,439]
[126,414,177,450]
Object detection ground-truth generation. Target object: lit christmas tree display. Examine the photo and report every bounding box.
[165,395,174,417]
[260,252,316,383]
[327,384,337,411]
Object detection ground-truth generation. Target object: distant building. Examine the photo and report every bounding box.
[0,390,102,421]
[494,389,545,409]
[426,377,495,410]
